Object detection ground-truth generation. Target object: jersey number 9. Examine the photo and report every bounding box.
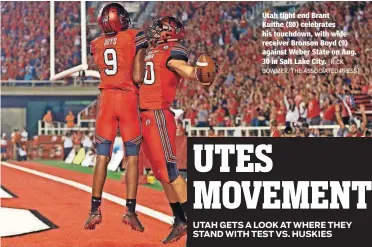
[104,48,117,76]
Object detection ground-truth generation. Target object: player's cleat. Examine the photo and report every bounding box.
[162,221,187,244]
[84,208,102,230]
[122,211,145,232]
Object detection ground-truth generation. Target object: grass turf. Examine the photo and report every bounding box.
[35,160,163,191]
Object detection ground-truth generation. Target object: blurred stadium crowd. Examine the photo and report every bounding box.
[1,1,371,136]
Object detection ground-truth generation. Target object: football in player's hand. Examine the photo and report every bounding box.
[195,54,218,86]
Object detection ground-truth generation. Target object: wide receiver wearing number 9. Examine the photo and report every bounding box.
[84,3,148,231]
[140,17,218,244]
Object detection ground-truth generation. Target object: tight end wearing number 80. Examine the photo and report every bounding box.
[195,54,218,87]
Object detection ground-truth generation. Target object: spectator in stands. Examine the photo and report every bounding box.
[298,102,307,123]
[11,128,21,144]
[307,92,321,125]
[20,127,28,142]
[3,1,372,138]
[335,104,368,137]
[176,121,185,136]
[87,106,97,128]
[270,120,281,137]
[65,110,75,128]
[55,2,81,73]
[62,132,73,160]
[295,127,306,138]
[196,104,209,127]
[185,109,197,126]
[11,128,21,159]
[208,127,217,137]
[284,94,299,126]
[17,144,28,161]
[322,97,336,125]
[1,133,8,161]
[43,110,53,134]
[276,102,286,126]
[1,2,83,81]
[301,123,316,137]
[340,93,354,125]
[82,131,93,153]
[72,130,82,152]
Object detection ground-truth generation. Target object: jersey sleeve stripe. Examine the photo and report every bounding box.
[135,37,147,45]
[136,40,148,48]
[135,34,146,41]
[173,48,190,56]
[135,36,149,53]
[167,44,190,68]
[173,45,189,53]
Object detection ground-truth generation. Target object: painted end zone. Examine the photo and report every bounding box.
[1,162,186,247]
[1,186,17,198]
[1,162,173,225]
[1,184,57,238]
[0,207,57,237]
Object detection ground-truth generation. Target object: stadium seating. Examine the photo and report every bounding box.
[1,1,371,130]
[54,2,81,74]
[83,2,372,128]
[1,2,50,80]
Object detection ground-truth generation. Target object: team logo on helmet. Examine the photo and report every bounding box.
[145,16,185,46]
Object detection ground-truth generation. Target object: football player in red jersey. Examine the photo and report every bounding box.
[84,3,148,231]
[140,17,218,244]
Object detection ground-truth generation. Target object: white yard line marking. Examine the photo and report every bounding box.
[1,162,173,225]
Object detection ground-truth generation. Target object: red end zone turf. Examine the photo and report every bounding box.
[1,161,186,247]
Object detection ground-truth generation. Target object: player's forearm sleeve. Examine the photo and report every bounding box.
[135,31,148,53]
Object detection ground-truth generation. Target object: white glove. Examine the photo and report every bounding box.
[170,108,184,121]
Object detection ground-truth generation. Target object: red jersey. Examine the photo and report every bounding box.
[307,98,320,118]
[244,108,251,125]
[186,110,197,126]
[228,100,238,116]
[347,132,363,137]
[140,42,189,110]
[323,105,336,122]
[271,129,281,137]
[276,108,286,125]
[90,29,148,92]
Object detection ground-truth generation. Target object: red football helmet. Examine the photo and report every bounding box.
[97,3,131,35]
[146,16,185,46]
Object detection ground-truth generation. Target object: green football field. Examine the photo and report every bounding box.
[35,160,164,191]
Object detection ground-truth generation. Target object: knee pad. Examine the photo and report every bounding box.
[125,141,140,156]
[167,162,180,183]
